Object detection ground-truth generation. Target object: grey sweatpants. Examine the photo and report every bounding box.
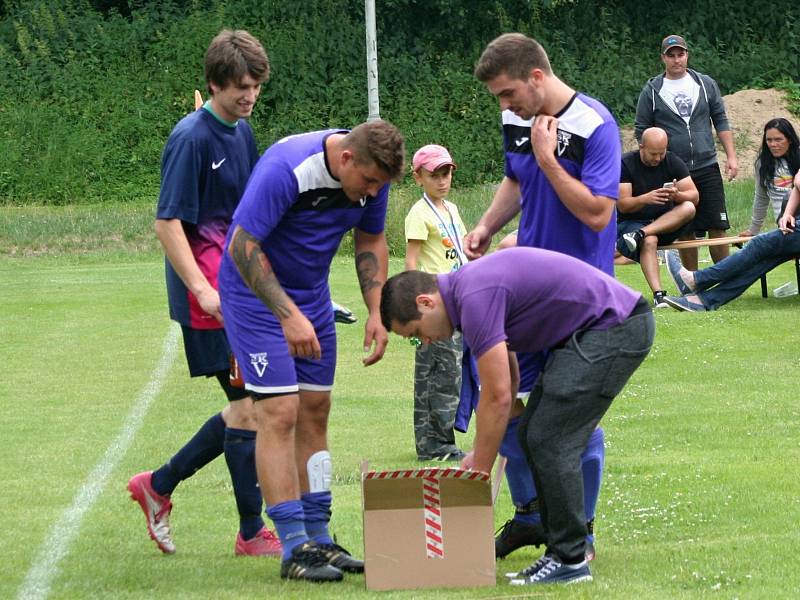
[519,302,655,563]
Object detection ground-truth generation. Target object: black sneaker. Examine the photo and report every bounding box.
[316,542,364,573]
[653,290,668,308]
[332,301,357,324]
[622,229,645,253]
[280,542,344,582]
[495,518,546,559]
[432,449,466,462]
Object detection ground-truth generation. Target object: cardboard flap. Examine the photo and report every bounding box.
[363,467,491,510]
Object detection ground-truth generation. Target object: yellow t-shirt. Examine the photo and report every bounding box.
[404,197,467,274]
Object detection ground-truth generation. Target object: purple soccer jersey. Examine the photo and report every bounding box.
[503,93,621,275]
[218,129,389,392]
[438,247,641,360]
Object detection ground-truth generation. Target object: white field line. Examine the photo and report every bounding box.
[17,324,180,600]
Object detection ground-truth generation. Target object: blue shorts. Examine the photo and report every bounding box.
[180,326,231,377]
[222,291,337,395]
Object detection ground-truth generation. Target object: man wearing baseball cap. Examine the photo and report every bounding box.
[635,34,738,271]
[404,143,468,462]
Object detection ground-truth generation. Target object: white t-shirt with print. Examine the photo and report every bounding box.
[659,75,700,124]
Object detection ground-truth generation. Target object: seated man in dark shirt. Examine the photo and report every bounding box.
[617,127,699,306]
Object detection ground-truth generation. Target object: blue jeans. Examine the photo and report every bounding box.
[695,229,800,310]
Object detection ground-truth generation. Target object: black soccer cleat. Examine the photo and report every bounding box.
[495,518,546,559]
[316,542,364,573]
[280,542,344,582]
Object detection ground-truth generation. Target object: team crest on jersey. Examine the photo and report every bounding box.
[249,352,269,377]
[557,130,572,156]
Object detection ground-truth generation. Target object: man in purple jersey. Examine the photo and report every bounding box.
[218,121,405,582]
[127,30,280,557]
[381,248,654,585]
[463,32,621,562]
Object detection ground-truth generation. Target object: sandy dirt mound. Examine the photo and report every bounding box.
[621,88,798,179]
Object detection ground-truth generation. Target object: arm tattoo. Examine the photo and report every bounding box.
[356,251,381,294]
[230,228,293,319]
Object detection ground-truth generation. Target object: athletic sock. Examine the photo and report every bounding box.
[581,426,605,541]
[501,416,541,525]
[223,428,264,540]
[267,500,308,560]
[302,491,333,545]
[151,412,225,496]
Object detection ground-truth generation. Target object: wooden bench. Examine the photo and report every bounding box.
[657,235,800,298]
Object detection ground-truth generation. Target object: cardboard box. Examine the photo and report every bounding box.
[361,463,496,591]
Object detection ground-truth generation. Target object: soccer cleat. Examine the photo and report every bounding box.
[585,540,596,562]
[495,518,546,559]
[509,555,592,585]
[316,542,364,573]
[280,542,344,582]
[663,295,707,312]
[585,518,596,562]
[653,290,669,308]
[332,301,357,324]
[622,229,645,253]
[235,527,283,557]
[127,471,175,554]
[666,249,694,295]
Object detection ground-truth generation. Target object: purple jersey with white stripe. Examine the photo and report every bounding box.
[503,93,620,275]
[218,129,389,391]
[219,129,388,305]
[438,247,640,360]
[156,108,259,329]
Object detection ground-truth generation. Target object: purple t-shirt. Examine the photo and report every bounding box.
[502,93,621,275]
[219,129,388,306]
[438,247,641,360]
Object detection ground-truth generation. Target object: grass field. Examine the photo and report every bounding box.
[2,184,799,599]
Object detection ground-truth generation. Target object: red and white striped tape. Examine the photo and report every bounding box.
[364,467,490,482]
[365,468,489,558]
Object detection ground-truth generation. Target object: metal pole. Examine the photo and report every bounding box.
[365,0,380,121]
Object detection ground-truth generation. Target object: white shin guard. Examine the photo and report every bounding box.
[307,450,332,493]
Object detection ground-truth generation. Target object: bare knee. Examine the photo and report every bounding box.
[222,398,258,430]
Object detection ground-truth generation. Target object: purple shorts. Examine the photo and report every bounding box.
[222,291,337,394]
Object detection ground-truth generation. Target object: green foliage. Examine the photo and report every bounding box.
[1,0,799,204]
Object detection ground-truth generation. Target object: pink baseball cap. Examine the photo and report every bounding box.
[412,144,456,172]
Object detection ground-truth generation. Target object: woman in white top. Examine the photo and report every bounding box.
[740,117,800,235]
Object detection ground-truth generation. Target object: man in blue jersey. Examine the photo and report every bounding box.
[464,33,621,562]
[381,248,654,585]
[127,31,279,556]
[218,121,405,582]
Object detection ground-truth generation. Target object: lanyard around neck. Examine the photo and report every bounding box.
[422,193,468,266]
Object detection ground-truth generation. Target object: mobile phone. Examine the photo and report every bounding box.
[663,182,675,189]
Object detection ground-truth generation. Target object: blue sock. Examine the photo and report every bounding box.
[581,427,605,543]
[224,428,265,540]
[267,500,308,560]
[151,412,225,496]
[501,416,540,525]
[302,491,333,545]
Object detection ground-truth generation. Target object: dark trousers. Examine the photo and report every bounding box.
[519,302,655,563]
